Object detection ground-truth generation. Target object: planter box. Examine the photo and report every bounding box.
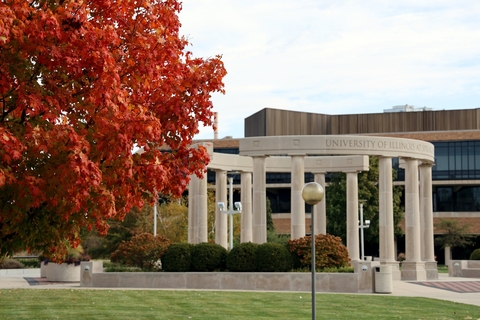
[45,263,81,282]
[80,261,379,293]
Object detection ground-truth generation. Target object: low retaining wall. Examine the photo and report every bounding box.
[449,260,480,278]
[80,261,381,293]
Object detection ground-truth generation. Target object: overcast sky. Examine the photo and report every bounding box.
[179,1,480,139]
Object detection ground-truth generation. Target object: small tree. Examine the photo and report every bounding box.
[435,219,474,251]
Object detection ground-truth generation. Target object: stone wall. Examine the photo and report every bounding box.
[80,261,381,293]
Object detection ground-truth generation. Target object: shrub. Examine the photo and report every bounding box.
[191,242,227,271]
[288,234,350,270]
[0,259,24,269]
[18,259,41,268]
[470,248,480,260]
[227,242,258,272]
[163,243,194,272]
[104,262,143,272]
[110,233,170,271]
[255,242,293,272]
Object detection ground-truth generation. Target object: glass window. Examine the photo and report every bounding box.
[435,187,453,211]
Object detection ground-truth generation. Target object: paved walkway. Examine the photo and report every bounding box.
[1,269,480,307]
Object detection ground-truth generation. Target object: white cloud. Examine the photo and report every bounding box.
[179,1,480,139]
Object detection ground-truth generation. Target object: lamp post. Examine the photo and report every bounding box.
[358,202,370,261]
[301,182,325,320]
[153,201,157,236]
[217,175,242,250]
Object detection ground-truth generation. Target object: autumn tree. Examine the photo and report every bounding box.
[326,157,404,244]
[0,1,226,261]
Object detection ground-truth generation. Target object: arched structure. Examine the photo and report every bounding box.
[188,135,437,281]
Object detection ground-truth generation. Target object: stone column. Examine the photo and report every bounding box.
[291,154,306,239]
[420,162,438,279]
[346,171,360,262]
[313,173,327,235]
[215,170,228,249]
[402,158,426,280]
[252,156,267,244]
[188,173,208,244]
[187,175,196,244]
[241,171,253,243]
[378,157,400,279]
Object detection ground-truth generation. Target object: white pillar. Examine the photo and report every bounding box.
[241,171,253,243]
[404,158,421,262]
[215,170,228,248]
[314,173,327,235]
[346,171,360,262]
[379,157,395,262]
[402,158,426,280]
[420,163,435,262]
[187,175,196,243]
[188,173,208,244]
[420,162,438,279]
[291,155,306,239]
[252,156,267,244]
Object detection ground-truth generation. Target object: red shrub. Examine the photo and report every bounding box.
[288,234,350,270]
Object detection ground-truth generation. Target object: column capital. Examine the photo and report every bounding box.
[419,160,434,168]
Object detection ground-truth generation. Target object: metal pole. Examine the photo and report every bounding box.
[154,202,157,237]
[360,203,364,261]
[229,177,234,250]
[311,207,316,320]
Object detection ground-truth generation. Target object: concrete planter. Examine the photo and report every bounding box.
[45,263,81,282]
[80,261,380,293]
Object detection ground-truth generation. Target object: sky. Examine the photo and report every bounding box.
[179,1,480,139]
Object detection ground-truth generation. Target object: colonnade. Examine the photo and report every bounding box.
[187,135,438,281]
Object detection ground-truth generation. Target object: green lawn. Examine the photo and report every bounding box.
[0,289,479,320]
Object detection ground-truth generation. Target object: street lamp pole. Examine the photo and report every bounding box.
[217,174,242,250]
[302,182,325,320]
[358,202,370,261]
[153,201,157,237]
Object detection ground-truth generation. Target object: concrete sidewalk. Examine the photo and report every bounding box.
[1,269,480,307]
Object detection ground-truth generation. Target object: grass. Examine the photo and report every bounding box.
[438,265,449,273]
[0,289,479,320]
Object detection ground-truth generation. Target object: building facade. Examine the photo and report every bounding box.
[196,107,480,263]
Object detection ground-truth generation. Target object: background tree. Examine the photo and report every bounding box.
[434,219,474,252]
[326,156,404,244]
[0,1,226,261]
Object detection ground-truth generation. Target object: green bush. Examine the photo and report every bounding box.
[0,259,24,269]
[18,259,40,268]
[104,262,143,272]
[288,234,350,270]
[163,243,194,272]
[227,242,258,272]
[191,243,227,271]
[255,242,293,272]
[470,248,480,260]
[110,233,170,271]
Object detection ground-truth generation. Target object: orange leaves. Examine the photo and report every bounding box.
[0,0,225,260]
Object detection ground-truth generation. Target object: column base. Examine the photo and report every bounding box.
[425,261,438,280]
[383,261,401,280]
[401,261,427,281]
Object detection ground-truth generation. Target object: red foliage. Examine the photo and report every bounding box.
[111,233,170,270]
[288,234,350,270]
[0,1,226,261]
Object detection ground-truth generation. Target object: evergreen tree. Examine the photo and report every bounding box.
[325,156,404,244]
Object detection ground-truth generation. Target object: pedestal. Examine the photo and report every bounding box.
[401,261,427,281]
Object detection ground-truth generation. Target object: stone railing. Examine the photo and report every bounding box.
[80,261,385,293]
